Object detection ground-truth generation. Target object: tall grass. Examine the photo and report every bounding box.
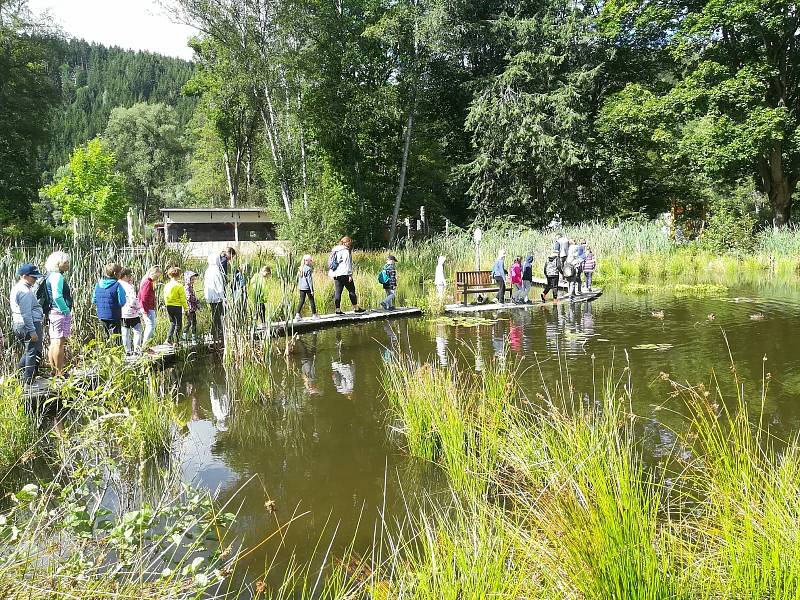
[376,345,800,598]
[0,379,39,474]
[0,241,188,345]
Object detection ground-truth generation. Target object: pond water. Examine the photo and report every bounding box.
[172,286,800,586]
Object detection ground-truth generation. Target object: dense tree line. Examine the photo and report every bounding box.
[2,0,799,244]
[47,38,195,174]
[169,0,800,248]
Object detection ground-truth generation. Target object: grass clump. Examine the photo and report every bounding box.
[0,379,39,473]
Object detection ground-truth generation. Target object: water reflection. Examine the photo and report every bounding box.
[167,289,800,590]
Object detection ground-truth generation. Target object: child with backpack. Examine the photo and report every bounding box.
[163,266,188,345]
[92,263,126,341]
[521,255,534,303]
[379,255,398,310]
[118,268,143,355]
[541,253,560,302]
[296,255,318,320]
[510,256,523,303]
[583,246,597,291]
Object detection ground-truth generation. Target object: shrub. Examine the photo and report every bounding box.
[702,183,759,253]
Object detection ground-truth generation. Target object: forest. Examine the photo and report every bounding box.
[1,0,798,247]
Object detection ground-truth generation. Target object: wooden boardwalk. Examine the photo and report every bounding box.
[445,290,602,314]
[264,306,422,337]
[21,341,217,401]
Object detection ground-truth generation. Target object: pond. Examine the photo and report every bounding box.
[168,285,800,587]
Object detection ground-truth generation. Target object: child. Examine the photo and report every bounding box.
[138,266,161,347]
[249,265,272,325]
[184,271,199,342]
[583,246,596,291]
[509,256,523,303]
[434,255,447,299]
[163,266,188,345]
[521,255,534,303]
[380,255,398,310]
[296,255,317,320]
[233,264,248,304]
[118,268,143,355]
[92,262,126,341]
[541,253,560,302]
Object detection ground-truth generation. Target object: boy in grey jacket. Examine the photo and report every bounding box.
[11,264,44,383]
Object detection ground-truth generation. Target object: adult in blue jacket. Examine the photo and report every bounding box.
[92,262,126,341]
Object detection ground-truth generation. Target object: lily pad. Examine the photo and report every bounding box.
[632,343,673,351]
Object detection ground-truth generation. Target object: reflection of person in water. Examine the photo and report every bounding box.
[295,333,320,395]
[581,301,595,336]
[435,322,448,367]
[187,382,205,421]
[544,304,560,352]
[210,383,231,432]
[332,332,356,397]
[382,322,399,362]
[491,321,506,365]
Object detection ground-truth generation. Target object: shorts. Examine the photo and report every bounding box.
[48,310,72,340]
[122,317,141,328]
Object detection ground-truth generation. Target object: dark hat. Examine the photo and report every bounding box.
[387,255,398,262]
[17,263,42,277]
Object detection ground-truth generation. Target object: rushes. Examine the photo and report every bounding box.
[0,379,39,473]
[379,349,800,598]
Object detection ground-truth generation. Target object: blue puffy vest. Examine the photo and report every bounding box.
[95,280,122,321]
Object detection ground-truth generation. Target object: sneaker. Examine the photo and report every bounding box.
[354,307,366,313]
[335,310,345,315]
[294,313,302,321]
[311,314,319,320]
[379,302,387,310]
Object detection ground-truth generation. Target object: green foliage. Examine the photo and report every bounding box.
[278,160,358,251]
[47,38,195,175]
[702,184,760,253]
[104,102,186,218]
[41,138,128,231]
[0,3,61,226]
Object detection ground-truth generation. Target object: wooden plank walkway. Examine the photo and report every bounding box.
[445,290,603,314]
[21,341,219,401]
[264,306,422,337]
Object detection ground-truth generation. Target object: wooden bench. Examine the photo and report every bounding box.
[455,271,510,305]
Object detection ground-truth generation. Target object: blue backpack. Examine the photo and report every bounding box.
[377,269,389,285]
[328,249,340,271]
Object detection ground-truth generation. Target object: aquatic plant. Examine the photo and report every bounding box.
[0,378,39,475]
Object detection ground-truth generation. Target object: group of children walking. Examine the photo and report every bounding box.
[490,237,598,304]
[92,262,201,353]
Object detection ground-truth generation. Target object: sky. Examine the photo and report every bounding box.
[27,0,197,60]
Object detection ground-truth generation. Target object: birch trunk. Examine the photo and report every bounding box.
[390,111,414,243]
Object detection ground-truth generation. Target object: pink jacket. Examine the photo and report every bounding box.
[510,262,522,285]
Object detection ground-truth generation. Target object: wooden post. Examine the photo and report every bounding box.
[445,218,450,237]
[405,217,411,239]
[416,219,421,231]
[420,205,426,235]
[127,208,134,246]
